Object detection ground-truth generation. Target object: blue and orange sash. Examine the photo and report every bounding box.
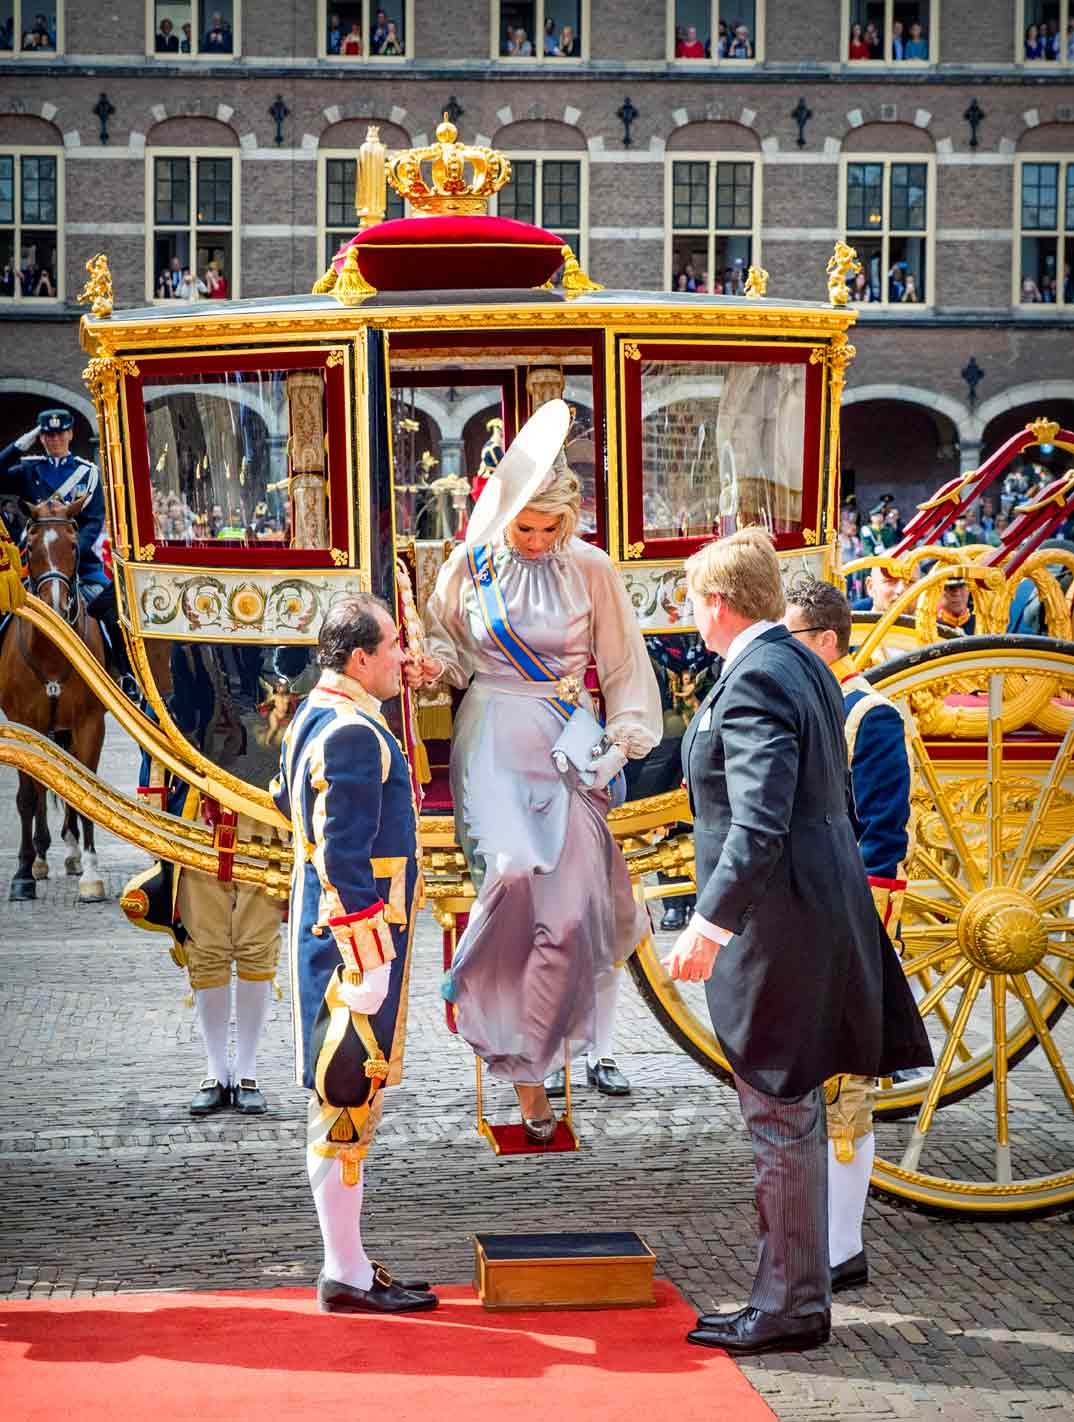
[466,543,574,722]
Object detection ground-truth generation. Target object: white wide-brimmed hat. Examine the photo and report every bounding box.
[465,398,571,548]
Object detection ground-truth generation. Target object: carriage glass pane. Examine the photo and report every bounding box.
[391,384,499,541]
[563,377,596,534]
[142,368,331,549]
[639,359,806,540]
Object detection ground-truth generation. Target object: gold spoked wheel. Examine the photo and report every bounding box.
[867,636,1074,1216]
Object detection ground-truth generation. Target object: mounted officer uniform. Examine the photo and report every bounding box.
[0,409,108,599]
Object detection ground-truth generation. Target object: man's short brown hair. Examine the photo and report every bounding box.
[685,527,786,623]
[317,593,392,671]
[785,577,853,657]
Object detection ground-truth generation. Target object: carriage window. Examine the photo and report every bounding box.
[142,368,331,549]
[638,359,806,541]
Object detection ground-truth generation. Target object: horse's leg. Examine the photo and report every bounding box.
[31,781,50,880]
[11,772,39,900]
[72,708,107,903]
[62,801,83,877]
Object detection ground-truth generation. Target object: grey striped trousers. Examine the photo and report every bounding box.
[735,1073,831,1318]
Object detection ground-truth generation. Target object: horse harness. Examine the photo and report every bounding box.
[16,510,90,737]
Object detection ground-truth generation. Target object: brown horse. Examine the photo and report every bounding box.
[0,494,107,902]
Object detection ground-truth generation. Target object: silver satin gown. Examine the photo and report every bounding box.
[424,537,662,1082]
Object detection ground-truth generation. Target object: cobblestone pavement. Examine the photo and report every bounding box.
[2,727,1073,1420]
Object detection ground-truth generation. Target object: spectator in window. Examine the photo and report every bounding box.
[848,23,871,60]
[864,21,882,57]
[156,269,174,299]
[904,21,927,58]
[556,24,577,56]
[203,14,233,54]
[1040,273,1057,302]
[0,263,21,296]
[0,18,12,50]
[168,255,183,292]
[901,271,920,302]
[156,17,180,52]
[509,27,533,55]
[179,267,207,300]
[697,269,712,293]
[326,11,343,53]
[384,20,403,54]
[1043,19,1060,58]
[727,23,753,58]
[1064,263,1072,302]
[544,16,558,53]
[849,269,873,302]
[675,273,689,292]
[891,19,904,59]
[24,12,54,48]
[1024,24,1045,59]
[1067,21,1074,60]
[341,22,363,54]
[676,24,705,58]
[715,19,728,57]
[371,8,389,52]
[180,21,192,51]
[31,266,54,297]
[1021,274,1043,302]
[205,260,229,299]
[887,263,907,302]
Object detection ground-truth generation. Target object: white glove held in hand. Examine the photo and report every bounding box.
[15,427,39,452]
[338,962,392,1016]
[588,743,628,792]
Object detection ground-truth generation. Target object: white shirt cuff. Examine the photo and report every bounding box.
[689,911,733,946]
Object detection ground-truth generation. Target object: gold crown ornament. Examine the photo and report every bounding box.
[386,116,512,216]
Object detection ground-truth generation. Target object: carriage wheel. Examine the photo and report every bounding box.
[866,636,1074,1216]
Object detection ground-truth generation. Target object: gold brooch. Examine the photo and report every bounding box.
[556,675,583,705]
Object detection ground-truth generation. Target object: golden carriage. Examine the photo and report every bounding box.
[3,122,1074,1215]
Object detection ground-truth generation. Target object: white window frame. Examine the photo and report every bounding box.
[145,0,242,59]
[145,148,240,302]
[490,0,589,61]
[317,0,414,61]
[0,147,63,303]
[841,0,938,65]
[491,151,589,268]
[666,1,764,64]
[663,153,761,290]
[317,150,407,268]
[840,153,935,310]
[1,2,64,57]
[1016,0,1073,65]
[1014,155,1074,307]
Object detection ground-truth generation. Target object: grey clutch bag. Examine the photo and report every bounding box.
[550,706,627,791]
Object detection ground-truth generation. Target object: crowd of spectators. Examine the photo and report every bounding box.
[499,15,578,55]
[154,255,229,300]
[1021,266,1073,303]
[847,17,929,60]
[155,12,232,53]
[0,11,55,50]
[0,255,56,297]
[327,9,404,56]
[848,262,921,303]
[671,257,751,294]
[1024,20,1074,60]
[674,18,754,58]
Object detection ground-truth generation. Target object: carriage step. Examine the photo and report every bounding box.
[477,1117,579,1157]
[473,1230,656,1311]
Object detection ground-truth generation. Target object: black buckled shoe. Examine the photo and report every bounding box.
[689,1305,830,1355]
[544,1068,567,1099]
[189,1078,230,1116]
[586,1057,631,1096]
[370,1260,431,1293]
[659,904,688,931]
[831,1248,868,1294]
[317,1266,439,1314]
[233,1078,268,1115]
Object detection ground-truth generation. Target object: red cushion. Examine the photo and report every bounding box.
[332,214,567,291]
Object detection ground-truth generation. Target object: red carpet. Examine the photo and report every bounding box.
[0,1280,775,1421]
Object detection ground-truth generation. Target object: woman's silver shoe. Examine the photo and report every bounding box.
[522,1114,558,1145]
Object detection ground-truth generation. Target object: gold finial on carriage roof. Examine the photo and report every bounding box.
[744,265,769,298]
[385,115,513,216]
[78,252,113,319]
[1027,416,1061,447]
[356,124,388,230]
[826,241,861,307]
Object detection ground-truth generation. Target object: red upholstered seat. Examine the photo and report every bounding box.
[331,214,567,291]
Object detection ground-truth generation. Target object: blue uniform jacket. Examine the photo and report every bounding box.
[842,678,911,881]
[272,669,421,1102]
[0,444,108,587]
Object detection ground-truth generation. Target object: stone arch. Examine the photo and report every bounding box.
[0,378,98,433]
[975,382,1074,446]
[843,383,971,439]
[145,115,239,148]
[1016,121,1074,154]
[319,118,411,150]
[843,121,934,154]
[492,118,586,152]
[666,120,761,153]
[0,114,64,146]
[841,391,965,515]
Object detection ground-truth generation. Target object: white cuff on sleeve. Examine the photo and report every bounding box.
[689,911,733,946]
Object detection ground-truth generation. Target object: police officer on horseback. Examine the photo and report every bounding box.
[0,408,108,604]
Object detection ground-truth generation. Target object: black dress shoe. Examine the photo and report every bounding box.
[544,1068,567,1099]
[317,1267,439,1314]
[831,1248,868,1294]
[660,904,688,931]
[369,1260,431,1293]
[233,1078,268,1115]
[189,1078,230,1116]
[689,1305,830,1355]
[586,1057,631,1096]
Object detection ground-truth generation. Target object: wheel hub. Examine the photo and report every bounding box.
[957,887,1049,974]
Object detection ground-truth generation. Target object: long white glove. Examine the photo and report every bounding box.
[588,743,628,791]
[338,963,392,1016]
[15,426,39,452]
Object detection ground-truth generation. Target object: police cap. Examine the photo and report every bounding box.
[944,574,968,588]
[38,408,73,433]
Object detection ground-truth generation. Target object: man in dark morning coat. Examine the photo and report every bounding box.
[664,528,931,1356]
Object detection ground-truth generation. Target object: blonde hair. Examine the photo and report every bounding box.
[511,452,581,547]
[685,527,785,622]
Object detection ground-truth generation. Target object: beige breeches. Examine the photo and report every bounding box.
[176,869,282,990]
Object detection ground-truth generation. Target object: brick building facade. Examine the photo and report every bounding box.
[0,1,1071,511]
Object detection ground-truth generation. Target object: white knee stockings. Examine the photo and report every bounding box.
[828,1131,876,1267]
[194,984,231,1085]
[194,978,274,1086]
[307,1123,373,1291]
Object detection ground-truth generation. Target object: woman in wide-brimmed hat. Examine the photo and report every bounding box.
[415,400,661,1140]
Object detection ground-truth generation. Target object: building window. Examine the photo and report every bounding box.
[0,2,62,53]
[149,2,238,58]
[0,151,61,300]
[319,153,405,266]
[843,1,934,62]
[148,151,238,301]
[320,0,411,57]
[668,2,762,62]
[494,155,587,267]
[1017,159,1073,305]
[842,157,932,306]
[666,157,759,292]
[1018,1,1072,62]
[492,1,586,59]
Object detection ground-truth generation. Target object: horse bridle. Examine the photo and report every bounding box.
[24,512,81,626]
